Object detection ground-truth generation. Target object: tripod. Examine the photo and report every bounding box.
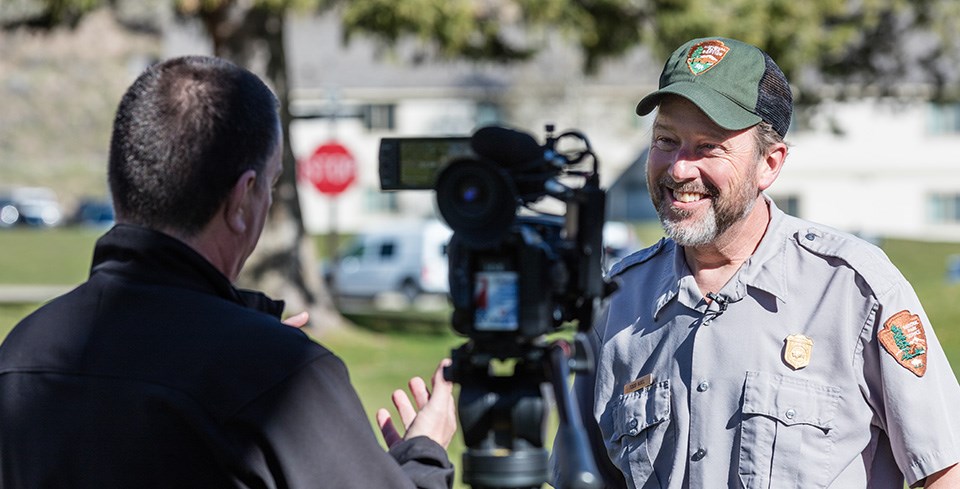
[445,334,602,489]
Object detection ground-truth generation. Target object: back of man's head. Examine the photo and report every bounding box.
[108,56,280,235]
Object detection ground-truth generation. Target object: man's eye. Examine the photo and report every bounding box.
[653,137,677,150]
[699,143,722,154]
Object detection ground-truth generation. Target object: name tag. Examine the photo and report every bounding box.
[623,373,654,394]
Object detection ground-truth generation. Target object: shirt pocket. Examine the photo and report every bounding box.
[609,380,671,488]
[738,371,841,489]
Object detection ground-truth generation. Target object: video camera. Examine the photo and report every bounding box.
[379,125,611,489]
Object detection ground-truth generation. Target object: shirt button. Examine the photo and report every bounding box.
[692,448,707,461]
[627,418,639,436]
[785,408,797,420]
[805,232,816,241]
[697,381,710,392]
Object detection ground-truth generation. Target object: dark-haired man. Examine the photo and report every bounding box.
[0,56,456,488]
[554,37,960,488]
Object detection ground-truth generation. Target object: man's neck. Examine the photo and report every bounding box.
[683,198,771,299]
[157,223,243,283]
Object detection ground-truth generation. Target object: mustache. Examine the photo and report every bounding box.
[657,175,719,198]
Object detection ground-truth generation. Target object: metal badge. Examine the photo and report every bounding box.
[783,334,814,370]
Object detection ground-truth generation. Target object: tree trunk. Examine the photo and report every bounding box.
[203,4,344,335]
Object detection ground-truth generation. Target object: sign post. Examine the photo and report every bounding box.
[299,141,357,260]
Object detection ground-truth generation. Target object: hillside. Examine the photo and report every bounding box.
[0,9,160,208]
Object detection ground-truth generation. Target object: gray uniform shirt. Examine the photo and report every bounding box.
[567,201,960,488]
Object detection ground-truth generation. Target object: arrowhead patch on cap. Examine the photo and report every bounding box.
[878,310,927,377]
[687,40,730,75]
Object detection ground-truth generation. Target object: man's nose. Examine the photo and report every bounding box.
[668,150,700,181]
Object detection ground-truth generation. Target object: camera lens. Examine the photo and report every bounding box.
[461,185,480,203]
[454,177,490,216]
[436,158,518,248]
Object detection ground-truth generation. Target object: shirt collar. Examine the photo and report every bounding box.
[650,240,694,320]
[650,196,791,319]
[733,197,790,303]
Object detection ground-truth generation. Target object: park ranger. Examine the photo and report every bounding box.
[553,37,960,488]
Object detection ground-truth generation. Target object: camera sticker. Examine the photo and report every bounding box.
[474,271,519,331]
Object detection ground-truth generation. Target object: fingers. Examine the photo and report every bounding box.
[282,311,309,328]
[376,408,403,448]
[408,376,430,410]
[379,359,459,449]
[430,358,454,396]
[392,388,418,430]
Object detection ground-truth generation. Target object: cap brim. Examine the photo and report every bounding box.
[636,82,762,132]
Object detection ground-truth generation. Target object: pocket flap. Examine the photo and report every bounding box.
[742,371,840,430]
[613,380,670,439]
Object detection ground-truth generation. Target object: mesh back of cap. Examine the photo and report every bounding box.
[756,52,792,138]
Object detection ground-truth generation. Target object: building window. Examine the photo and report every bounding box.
[363,104,395,131]
[927,103,960,135]
[475,102,502,126]
[928,193,960,223]
[364,189,398,212]
[772,195,801,217]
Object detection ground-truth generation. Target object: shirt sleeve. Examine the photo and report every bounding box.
[865,279,960,486]
[389,436,456,489]
[230,351,454,489]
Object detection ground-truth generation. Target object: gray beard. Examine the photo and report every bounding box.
[659,196,756,247]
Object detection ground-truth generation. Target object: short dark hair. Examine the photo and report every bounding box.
[753,121,786,161]
[108,56,280,234]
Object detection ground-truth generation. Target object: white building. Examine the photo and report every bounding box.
[777,99,960,242]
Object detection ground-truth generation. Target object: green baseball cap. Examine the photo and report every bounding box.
[636,37,793,137]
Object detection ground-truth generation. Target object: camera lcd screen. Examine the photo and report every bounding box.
[379,137,473,190]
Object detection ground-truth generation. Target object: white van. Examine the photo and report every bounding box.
[325,219,453,302]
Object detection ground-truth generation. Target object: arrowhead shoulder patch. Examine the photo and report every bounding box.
[878,310,928,377]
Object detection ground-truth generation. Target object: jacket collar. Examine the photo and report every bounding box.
[91,224,284,318]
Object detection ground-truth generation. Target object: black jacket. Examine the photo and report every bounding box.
[0,224,454,488]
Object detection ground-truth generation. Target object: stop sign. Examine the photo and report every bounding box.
[300,141,357,195]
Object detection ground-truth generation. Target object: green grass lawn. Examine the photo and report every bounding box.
[2,228,960,488]
[0,227,101,285]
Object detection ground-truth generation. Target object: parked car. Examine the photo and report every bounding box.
[71,198,115,228]
[324,219,453,302]
[0,198,19,228]
[8,187,63,228]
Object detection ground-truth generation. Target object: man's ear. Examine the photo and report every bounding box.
[757,142,788,192]
[224,169,258,234]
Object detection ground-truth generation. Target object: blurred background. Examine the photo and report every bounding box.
[3,1,960,487]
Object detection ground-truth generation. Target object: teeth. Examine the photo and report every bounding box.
[673,191,704,203]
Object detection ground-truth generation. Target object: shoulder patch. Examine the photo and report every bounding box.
[607,238,668,278]
[878,310,927,377]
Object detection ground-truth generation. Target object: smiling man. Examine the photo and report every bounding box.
[552,37,960,489]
